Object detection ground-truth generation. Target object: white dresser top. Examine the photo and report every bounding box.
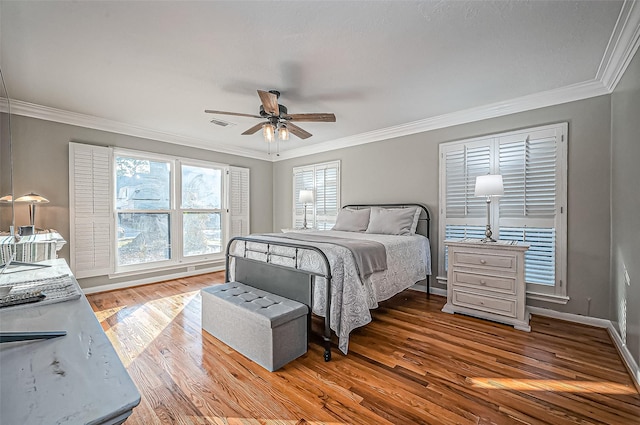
[0,259,140,424]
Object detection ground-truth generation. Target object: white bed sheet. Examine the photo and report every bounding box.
[229,230,431,354]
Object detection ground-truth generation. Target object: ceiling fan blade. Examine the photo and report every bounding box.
[287,122,312,139]
[285,113,336,122]
[257,90,279,116]
[204,110,262,119]
[241,122,267,135]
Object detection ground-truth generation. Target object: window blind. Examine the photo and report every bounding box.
[228,166,250,239]
[293,167,314,228]
[69,142,112,278]
[498,128,559,286]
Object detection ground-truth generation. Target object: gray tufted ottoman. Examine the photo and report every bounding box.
[201,282,308,371]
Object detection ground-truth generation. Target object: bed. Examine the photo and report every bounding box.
[225,204,431,361]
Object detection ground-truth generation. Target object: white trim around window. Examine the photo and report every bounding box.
[69,143,249,279]
[292,160,341,230]
[438,123,568,303]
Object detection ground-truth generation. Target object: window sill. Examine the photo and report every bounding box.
[526,291,570,304]
[109,256,224,279]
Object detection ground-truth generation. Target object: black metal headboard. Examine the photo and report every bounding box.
[341,203,431,239]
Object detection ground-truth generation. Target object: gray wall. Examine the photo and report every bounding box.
[10,115,273,289]
[274,95,612,319]
[610,49,640,368]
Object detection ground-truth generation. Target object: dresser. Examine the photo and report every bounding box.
[442,239,531,331]
[0,259,140,424]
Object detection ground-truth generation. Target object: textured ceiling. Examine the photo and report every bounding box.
[0,1,624,157]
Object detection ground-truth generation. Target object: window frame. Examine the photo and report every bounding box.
[438,123,568,303]
[112,148,228,275]
[292,160,341,230]
[177,158,227,262]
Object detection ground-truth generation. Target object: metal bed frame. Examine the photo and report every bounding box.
[224,203,431,362]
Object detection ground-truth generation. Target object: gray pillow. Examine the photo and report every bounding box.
[366,207,416,235]
[332,208,371,232]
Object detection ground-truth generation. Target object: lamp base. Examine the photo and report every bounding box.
[481,225,497,243]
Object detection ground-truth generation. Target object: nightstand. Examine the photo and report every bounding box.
[442,239,530,331]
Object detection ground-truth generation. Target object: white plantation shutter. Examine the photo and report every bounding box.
[444,143,492,219]
[228,166,250,239]
[439,123,567,299]
[69,142,112,278]
[441,141,492,271]
[292,161,340,229]
[293,166,314,228]
[498,128,561,286]
[315,163,339,230]
[499,129,558,220]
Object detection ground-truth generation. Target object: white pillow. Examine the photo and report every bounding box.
[365,207,416,235]
[410,207,421,235]
[332,208,371,232]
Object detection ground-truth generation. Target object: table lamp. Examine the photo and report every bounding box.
[474,175,503,242]
[15,192,49,231]
[298,190,314,230]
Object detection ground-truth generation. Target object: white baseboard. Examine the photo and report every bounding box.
[409,283,447,297]
[528,306,611,328]
[430,287,447,297]
[529,306,639,390]
[82,265,225,295]
[607,322,640,392]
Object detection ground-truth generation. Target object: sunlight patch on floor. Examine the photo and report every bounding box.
[469,378,637,394]
[97,290,199,367]
[93,305,126,323]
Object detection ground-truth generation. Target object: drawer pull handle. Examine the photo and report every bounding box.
[480,280,486,285]
[480,301,485,305]
[480,259,487,264]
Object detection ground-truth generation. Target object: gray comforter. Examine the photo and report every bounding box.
[266,232,387,280]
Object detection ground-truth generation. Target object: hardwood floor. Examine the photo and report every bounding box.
[87,272,640,424]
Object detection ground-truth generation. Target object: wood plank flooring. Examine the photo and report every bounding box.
[87,272,640,424]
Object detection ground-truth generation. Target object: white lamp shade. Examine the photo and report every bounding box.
[298,190,314,204]
[475,175,504,197]
[15,192,50,204]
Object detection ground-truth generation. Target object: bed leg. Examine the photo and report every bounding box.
[427,276,430,299]
[323,341,331,362]
[323,317,332,361]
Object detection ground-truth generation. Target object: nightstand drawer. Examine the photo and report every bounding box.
[452,289,517,318]
[452,271,516,293]
[453,251,516,271]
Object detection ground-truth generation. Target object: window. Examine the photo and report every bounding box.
[292,161,340,230]
[115,155,172,267]
[69,143,249,278]
[439,123,567,303]
[180,163,224,257]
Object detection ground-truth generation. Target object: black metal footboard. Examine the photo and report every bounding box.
[225,236,334,362]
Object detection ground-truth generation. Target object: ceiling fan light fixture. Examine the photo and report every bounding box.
[278,124,289,141]
[262,123,275,143]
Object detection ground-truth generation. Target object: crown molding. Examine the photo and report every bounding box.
[274,79,609,161]
[0,99,271,161]
[597,0,640,92]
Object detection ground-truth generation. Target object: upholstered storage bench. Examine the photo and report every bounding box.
[201,282,308,371]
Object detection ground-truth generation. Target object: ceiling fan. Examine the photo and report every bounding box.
[205,90,336,141]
